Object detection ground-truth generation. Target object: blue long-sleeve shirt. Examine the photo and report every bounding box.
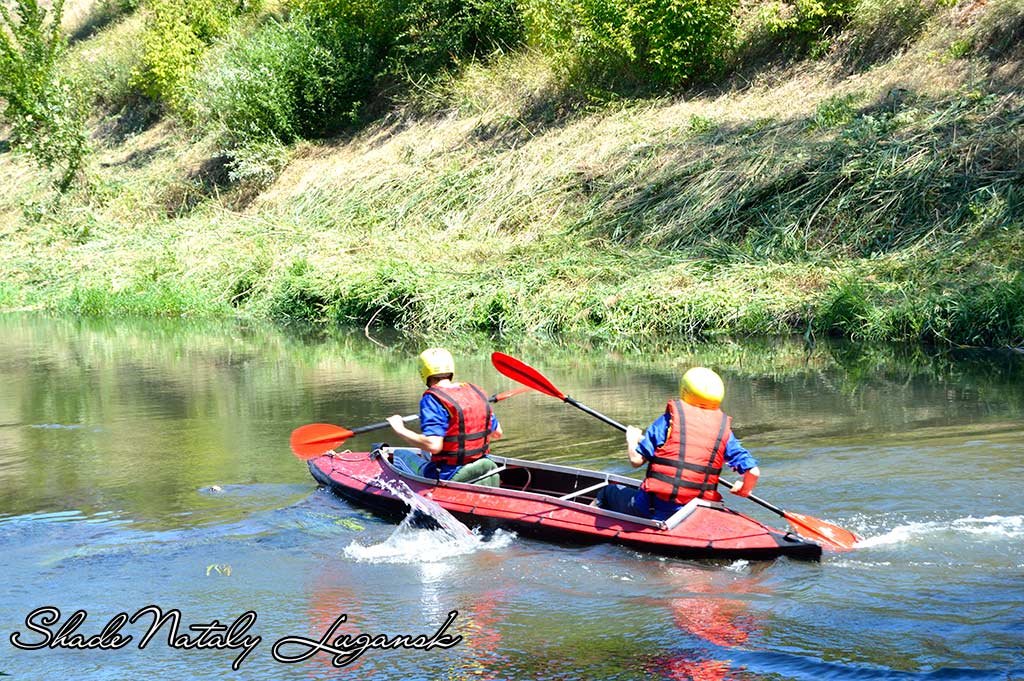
[418,390,500,480]
[635,413,757,474]
[632,412,758,520]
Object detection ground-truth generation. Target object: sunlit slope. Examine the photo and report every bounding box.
[0,0,1021,346]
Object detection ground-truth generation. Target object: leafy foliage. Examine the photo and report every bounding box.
[133,0,256,107]
[0,0,88,189]
[523,0,738,88]
[193,0,523,152]
[389,0,523,76]
[193,15,366,144]
[735,0,855,61]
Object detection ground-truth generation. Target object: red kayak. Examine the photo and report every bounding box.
[308,447,823,561]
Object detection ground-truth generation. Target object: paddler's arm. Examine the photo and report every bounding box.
[626,415,666,468]
[724,434,759,497]
[626,426,645,467]
[386,415,444,454]
[387,392,450,454]
[489,414,503,441]
[730,467,760,497]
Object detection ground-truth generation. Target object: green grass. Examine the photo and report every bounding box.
[59,281,230,317]
[0,0,1022,347]
[0,281,24,309]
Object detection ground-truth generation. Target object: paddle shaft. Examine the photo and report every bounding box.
[351,414,418,435]
[564,396,628,432]
[345,388,520,438]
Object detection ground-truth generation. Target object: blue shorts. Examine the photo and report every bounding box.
[595,484,682,520]
[390,448,431,476]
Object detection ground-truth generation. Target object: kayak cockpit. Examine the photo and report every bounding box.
[374,446,719,531]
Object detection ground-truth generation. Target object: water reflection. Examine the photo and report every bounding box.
[2,314,1023,680]
[439,588,509,681]
[303,577,368,675]
[643,565,765,681]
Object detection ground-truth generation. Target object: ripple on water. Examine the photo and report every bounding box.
[340,475,516,564]
[343,525,516,564]
[854,513,1024,549]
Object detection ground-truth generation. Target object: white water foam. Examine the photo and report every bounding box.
[343,476,514,564]
[856,514,1024,548]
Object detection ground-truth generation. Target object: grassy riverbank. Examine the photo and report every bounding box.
[1,0,1022,346]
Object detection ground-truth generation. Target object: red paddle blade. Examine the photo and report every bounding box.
[784,511,861,551]
[491,353,566,400]
[491,385,531,402]
[290,423,354,460]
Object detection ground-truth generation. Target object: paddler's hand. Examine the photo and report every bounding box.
[626,426,645,467]
[626,426,642,451]
[730,467,760,497]
[386,414,408,435]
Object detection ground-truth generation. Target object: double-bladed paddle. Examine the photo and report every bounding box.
[490,351,861,550]
[289,386,529,460]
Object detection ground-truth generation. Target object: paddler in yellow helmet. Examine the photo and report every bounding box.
[595,367,760,520]
[386,348,503,486]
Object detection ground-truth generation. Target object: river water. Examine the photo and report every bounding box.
[1,315,1021,680]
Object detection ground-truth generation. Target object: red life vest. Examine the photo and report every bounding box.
[425,383,493,466]
[641,399,732,504]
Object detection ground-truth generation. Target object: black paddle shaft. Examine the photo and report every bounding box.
[351,414,418,435]
[718,480,786,516]
[564,396,629,432]
[351,389,511,436]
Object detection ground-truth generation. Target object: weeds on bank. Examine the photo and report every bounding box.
[2,0,1022,349]
[576,89,1022,263]
[60,281,230,317]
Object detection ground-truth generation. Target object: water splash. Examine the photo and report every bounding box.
[856,514,1024,548]
[343,475,513,564]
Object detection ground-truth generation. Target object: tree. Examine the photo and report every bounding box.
[1,0,88,190]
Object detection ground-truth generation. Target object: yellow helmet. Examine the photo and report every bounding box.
[418,348,455,384]
[680,367,724,409]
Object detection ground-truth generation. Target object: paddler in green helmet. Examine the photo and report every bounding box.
[386,348,503,486]
[595,367,760,519]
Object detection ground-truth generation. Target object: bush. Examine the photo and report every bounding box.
[812,92,860,128]
[191,11,377,146]
[66,14,147,112]
[734,0,855,61]
[389,0,524,76]
[192,0,524,150]
[0,0,89,189]
[133,0,255,107]
[523,0,737,89]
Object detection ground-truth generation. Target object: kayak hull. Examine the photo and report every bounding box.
[308,449,822,562]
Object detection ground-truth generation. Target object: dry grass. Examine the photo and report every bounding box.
[1,0,1021,346]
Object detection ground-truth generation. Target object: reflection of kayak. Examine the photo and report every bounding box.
[308,447,822,562]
